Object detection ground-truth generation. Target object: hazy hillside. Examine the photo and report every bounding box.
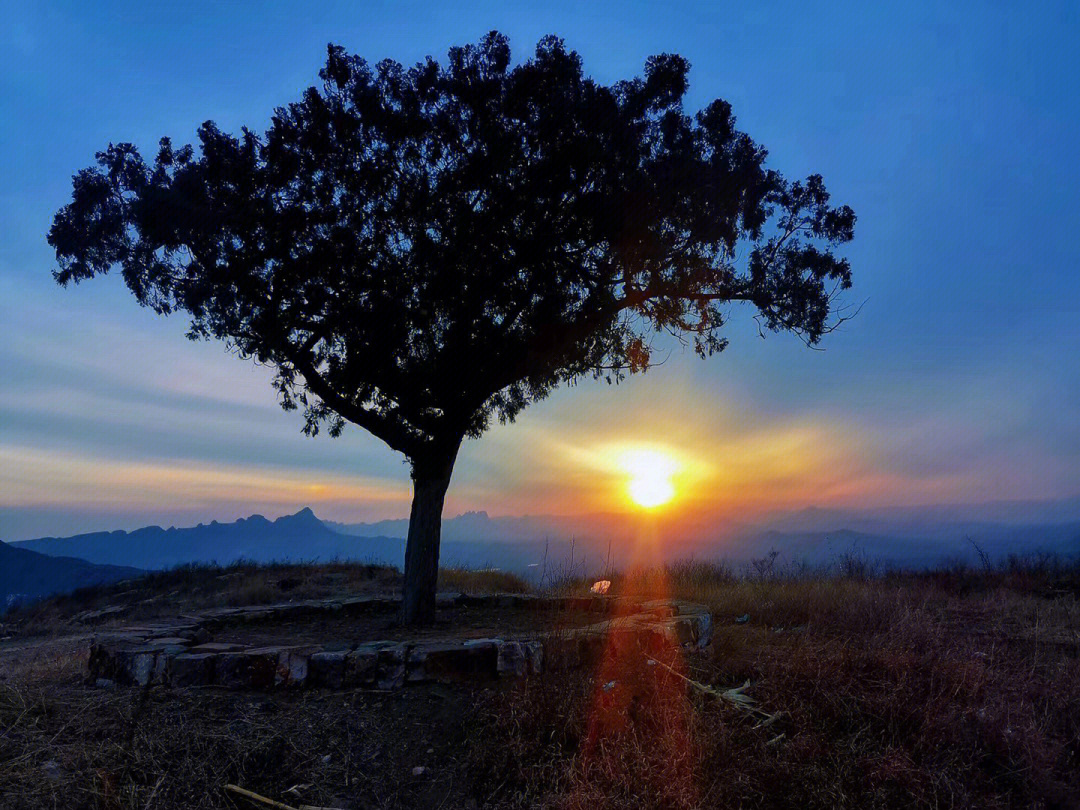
[12,509,552,573]
[0,541,141,610]
[330,510,1080,570]
[327,510,602,545]
[14,508,406,570]
[12,507,1079,587]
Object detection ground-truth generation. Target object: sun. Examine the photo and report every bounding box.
[620,448,679,509]
[627,474,675,508]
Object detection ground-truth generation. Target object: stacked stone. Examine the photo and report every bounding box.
[87,595,712,690]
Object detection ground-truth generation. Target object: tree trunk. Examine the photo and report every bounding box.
[401,448,458,625]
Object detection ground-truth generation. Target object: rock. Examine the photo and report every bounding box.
[309,650,348,688]
[692,611,713,646]
[190,642,247,653]
[409,640,498,682]
[344,644,380,687]
[275,647,317,687]
[190,627,213,645]
[411,766,427,777]
[434,592,460,608]
[217,649,279,689]
[496,641,527,677]
[81,593,716,693]
[73,605,129,625]
[375,644,407,690]
[145,638,190,655]
[735,613,750,624]
[70,609,129,626]
[146,624,196,639]
[640,600,678,617]
[541,636,580,671]
[525,640,544,674]
[339,596,376,615]
[168,653,217,687]
[128,651,159,686]
[607,622,646,657]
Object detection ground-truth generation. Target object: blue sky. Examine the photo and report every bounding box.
[2,1,1079,540]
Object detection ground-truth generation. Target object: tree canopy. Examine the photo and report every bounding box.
[50,31,854,470]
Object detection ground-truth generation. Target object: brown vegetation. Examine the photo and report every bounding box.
[4,562,529,640]
[1,558,1078,809]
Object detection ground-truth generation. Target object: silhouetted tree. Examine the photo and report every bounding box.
[49,33,855,623]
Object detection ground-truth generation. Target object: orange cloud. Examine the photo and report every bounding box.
[0,445,410,516]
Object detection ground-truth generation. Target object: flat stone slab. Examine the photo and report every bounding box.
[86,593,712,690]
[74,605,130,624]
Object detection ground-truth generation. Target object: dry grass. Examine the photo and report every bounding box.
[6,561,529,640]
[0,674,487,809]
[467,557,1080,809]
[2,558,1079,808]
[437,566,531,595]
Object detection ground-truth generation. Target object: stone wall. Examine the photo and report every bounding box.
[87,593,712,690]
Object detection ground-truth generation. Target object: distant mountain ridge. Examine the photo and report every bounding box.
[12,507,1079,587]
[12,508,572,575]
[15,508,406,570]
[326,508,1080,567]
[11,508,567,573]
[0,540,141,611]
[325,510,581,544]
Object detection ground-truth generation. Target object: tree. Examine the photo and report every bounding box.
[48,32,855,624]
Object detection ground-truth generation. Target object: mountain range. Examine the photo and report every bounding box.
[0,539,141,611]
[11,507,585,576]
[14,508,404,570]
[9,504,1077,588]
[328,508,1080,568]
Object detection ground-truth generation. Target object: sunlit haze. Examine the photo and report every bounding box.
[622,450,678,510]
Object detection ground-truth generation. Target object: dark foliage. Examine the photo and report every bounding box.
[49,32,855,620]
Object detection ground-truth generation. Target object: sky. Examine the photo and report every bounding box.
[2,1,1079,541]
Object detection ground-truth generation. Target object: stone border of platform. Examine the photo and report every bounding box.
[87,593,712,690]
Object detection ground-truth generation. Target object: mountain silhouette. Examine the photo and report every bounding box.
[11,508,591,578]
[0,540,141,610]
[11,507,1079,589]
[14,508,404,570]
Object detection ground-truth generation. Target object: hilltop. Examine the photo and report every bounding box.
[1,556,1079,808]
[0,541,140,610]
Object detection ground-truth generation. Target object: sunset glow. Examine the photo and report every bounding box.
[2,3,1079,547]
[620,448,678,509]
